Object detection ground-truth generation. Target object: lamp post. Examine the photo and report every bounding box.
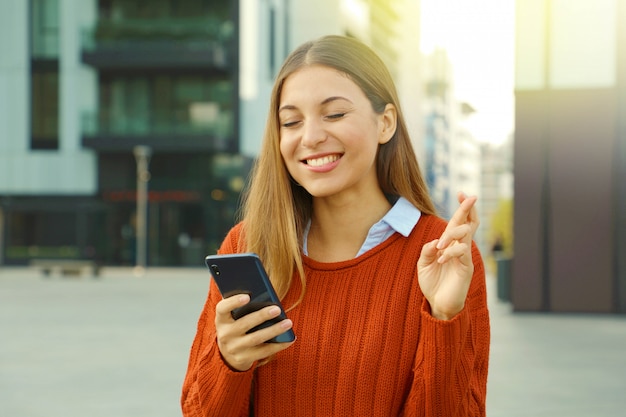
[133,146,152,275]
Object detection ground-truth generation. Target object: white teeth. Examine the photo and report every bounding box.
[306,155,340,167]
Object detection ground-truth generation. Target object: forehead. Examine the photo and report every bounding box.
[279,65,364,105]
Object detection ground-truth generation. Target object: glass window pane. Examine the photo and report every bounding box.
[31,0,59,58]
[31,70,59,150]
[95,75,234,137]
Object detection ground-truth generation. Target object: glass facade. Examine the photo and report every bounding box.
[97,0,229,20]
[31,0,59,58]
[83,0,241,266]
[3,198,106,263]
[86,75,234,139]
[30,0,60,150]
[1,0,241,267]
[31,70,59,150]
[94,153,248,266]
[80,0,237,152]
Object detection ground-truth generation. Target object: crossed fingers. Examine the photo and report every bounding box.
[435,192,478,264]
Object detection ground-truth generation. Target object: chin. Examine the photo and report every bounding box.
[295,177,348,199]
[301,186,341,199]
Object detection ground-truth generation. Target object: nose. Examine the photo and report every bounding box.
[301,119,327,148]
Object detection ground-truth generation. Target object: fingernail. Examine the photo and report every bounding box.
[281,319,293,329]
[436,240,444,250]
[239,294,249,303]
[269,306,281,316]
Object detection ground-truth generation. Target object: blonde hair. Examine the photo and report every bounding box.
[239,35,436,306]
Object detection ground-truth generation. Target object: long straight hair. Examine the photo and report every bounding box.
[239,35,436,306]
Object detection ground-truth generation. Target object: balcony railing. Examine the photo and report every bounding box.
[81,108,235,152]
[81,18,235,69]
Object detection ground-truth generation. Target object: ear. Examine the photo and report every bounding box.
[378,103,397,144]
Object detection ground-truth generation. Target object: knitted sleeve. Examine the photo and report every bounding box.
[181,225,255,417]
[402,242,490,417]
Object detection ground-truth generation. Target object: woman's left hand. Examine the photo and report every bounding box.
[417,192,480,320]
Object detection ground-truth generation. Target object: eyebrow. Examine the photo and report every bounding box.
[278,96,353,113]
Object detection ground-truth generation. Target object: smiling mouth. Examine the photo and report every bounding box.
[304,154,341,167]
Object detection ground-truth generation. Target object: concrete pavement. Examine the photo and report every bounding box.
[1,266,625,416]
[0,267,209,417]
[487,286,626,416]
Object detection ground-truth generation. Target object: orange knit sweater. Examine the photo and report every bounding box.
[181,214,490,416]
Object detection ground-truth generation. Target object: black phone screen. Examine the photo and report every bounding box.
[205,253,295,343]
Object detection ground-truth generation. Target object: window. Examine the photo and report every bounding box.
[31,0,59,58]
[99,0,217,20]
[31,70,59,149]
[98,75,233,137]
[269,6,276,78]
[30,0,60,150]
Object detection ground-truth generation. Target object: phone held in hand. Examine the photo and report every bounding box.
[205,253,296,343]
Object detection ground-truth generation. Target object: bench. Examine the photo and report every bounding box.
[30,259,100,277]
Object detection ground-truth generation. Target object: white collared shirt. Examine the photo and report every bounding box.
[303,196,422,258]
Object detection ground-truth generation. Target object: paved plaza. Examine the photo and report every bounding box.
[1,266,625,416]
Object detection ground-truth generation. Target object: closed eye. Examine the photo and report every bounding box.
[325,113,346,120]
[281,120,301,128]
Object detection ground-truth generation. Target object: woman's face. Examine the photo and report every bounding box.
[278,65,395,200]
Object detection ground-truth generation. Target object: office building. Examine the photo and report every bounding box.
[514,0,626,313]
[0,0,243,266]
[0,0,428,268]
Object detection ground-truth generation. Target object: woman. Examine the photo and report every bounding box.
[182,35,490,417]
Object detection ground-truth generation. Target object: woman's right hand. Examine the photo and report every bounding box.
[215,294,295,372]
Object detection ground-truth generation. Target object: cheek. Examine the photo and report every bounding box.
[279,132,297,158]
[279,135,289,160]
[345,126,379,152]
[279,135,296,169]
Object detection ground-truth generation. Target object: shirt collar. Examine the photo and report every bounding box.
[302,196,422,256]
[381,196,422,237]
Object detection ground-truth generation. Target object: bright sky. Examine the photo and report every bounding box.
[420,0,516,145]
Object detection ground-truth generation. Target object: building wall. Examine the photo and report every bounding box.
[480,137,514,262]
[394,0,425,164]
[617,0,626,315]
[422,50,485,226]
[0,0,435,267]
[0,0,243,267]
[513,0,625,313]
[0,0,97,195]
[239,0,424,160]
[239,0,345,158]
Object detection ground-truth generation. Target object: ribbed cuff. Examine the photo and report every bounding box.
[420,298,470,350]
[196,342,255,416]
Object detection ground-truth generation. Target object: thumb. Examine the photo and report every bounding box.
[418,239,439,267]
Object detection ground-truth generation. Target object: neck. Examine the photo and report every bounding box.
[307,191,392,262]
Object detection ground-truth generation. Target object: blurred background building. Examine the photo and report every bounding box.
[0,0,510,276]
[423,50,482,221]
[80,0,245,267]
[422,48,511,259]
[513,0,626,313]
[0,0,244,266]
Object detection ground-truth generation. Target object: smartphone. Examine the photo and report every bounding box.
[205,253,296,343]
